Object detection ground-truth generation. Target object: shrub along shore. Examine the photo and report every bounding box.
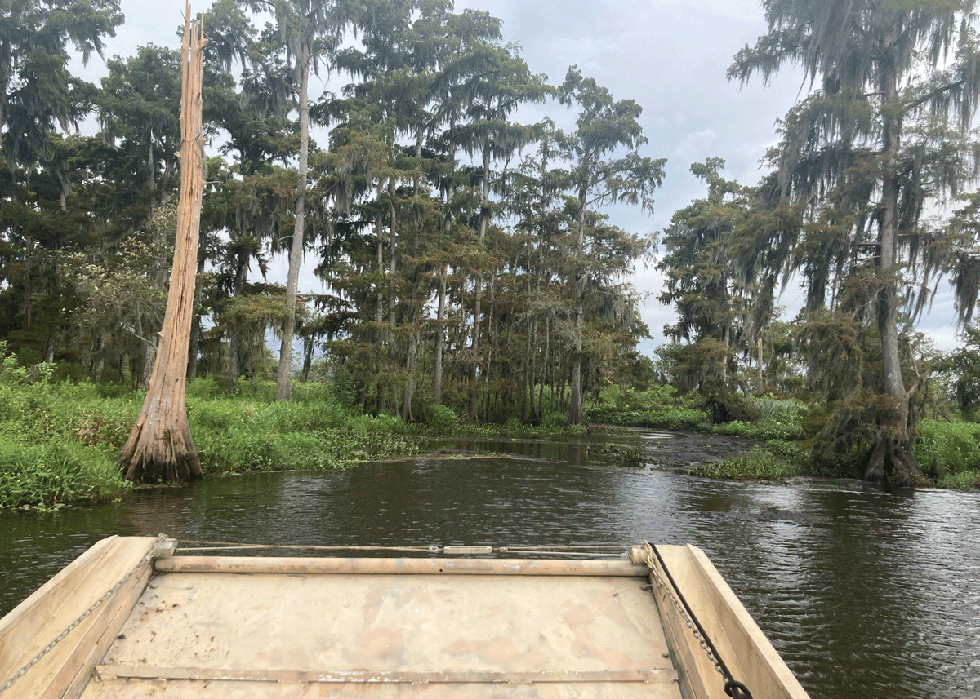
[2,357,978,509]
[0,369,423,509]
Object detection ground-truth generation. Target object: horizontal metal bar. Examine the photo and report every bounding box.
[174,540,440,554]
[153,556,649,577]
[95,665,677,685]
[443,545,494,555]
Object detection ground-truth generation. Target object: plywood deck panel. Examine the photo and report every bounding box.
[79,571,682,699]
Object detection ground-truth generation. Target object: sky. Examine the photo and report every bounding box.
[72,0,969,354]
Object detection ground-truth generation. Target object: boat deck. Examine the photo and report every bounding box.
[85,567,679,698]
[1,537,811,699]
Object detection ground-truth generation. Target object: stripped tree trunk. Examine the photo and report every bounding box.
[117,5,204,483]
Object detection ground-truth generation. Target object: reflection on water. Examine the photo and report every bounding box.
[1,436,979,699]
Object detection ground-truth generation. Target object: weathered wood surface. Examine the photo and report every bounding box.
[80,569,680,698]
[153,555,648,576]
[117,2,205,483]
[0,536,158,699]
[648,544,811,699]
[2,538,812,699]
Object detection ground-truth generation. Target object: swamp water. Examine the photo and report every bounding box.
[2,432,979,699]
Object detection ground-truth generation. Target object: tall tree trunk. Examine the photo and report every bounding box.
[276,41,311,402]
[433,148,455,406]
[187,254,206,381]
[118,5,204,483]
[302,335,313,382]
[376,219,385,326]
[541,316,549,416]
[388,178,396,328]
[375,208,387,414]
[384,177,398,414]
[469,147,491,421]
[757,337,763,391]
[0,39,9,140]
[866,48,925,488]
[402,329,417,421]
[569,312,584,425]
[433,273,446,404]
[228,251,247,380]
[569,193,587,426]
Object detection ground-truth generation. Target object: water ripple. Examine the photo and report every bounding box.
[2,442,979,699]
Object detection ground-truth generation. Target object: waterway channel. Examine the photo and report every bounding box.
[2,432,979,699]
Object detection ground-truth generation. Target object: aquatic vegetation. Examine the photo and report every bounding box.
[0,370,423,507]
[0,436,129,509]
[691,446,802,482]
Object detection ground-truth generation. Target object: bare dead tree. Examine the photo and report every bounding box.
[118,3,205,483]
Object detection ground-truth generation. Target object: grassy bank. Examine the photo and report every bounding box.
[588,386,805,440]
[4,348,978,509]
[687,418,980,488]
[589,384,979,488]
[0,358,421,509]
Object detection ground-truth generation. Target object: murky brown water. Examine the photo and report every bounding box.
[2,434,979,699]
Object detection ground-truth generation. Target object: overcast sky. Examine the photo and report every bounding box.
[76,0,967,353]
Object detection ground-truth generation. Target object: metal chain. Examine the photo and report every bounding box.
[647,552,726,673]
[644,544,753,699]
[0,546,157,696]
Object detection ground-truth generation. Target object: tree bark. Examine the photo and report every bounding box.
[866,46,926,488]
[433,273,446,404]
[228,250,247,380]
[118,4,204,483]
[757,337,763,391]
[187,254,205,381]
[569,190,588,426]
[276,41,311,402]
[469,146,491,421]
[433,152,455,406]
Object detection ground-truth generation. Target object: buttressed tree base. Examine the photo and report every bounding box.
[118,3,205,483]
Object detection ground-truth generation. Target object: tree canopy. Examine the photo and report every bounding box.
[0,0,659,442]
[5,0,980,488]
[723,0,980,485]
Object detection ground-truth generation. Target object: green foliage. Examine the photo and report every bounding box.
[914,419,980,488]
[654,341,756,424]
[724,0,980,487]
[185,379,415,471]
[939,324,980,417]
[424,404,459,434]
[690,447,797,482]
[939,469,980,490]
[540,412,569,431]
[711,395,804,440]
[0,342,34,386]
[0,364,425,505]
[588,383,711,430]
[693,417,980,488]
[346,412,410,435]
[751,395,801,423]
[0,0,662,428]
[0,436,129,509]
[691,446,802,482]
